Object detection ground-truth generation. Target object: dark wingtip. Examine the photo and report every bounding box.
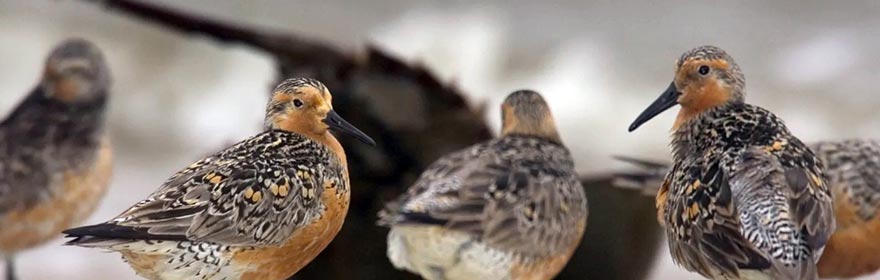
[62,223,102,236]
[612,155,670,169]
[62,223,187,241]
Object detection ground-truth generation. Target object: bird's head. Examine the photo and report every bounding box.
[265,78,375,146]
[500,89,561,142]
[629,45,745,132]
[41,38,110,104]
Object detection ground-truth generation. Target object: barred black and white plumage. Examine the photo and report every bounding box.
[628,45,834,280]
[614,139,880,279]
[615,138,880,278]
[379,90,588,280]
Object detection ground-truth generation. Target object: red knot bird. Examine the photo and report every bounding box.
[616,139,880,278]
[0,38,112,280]
[628,45,835,280]
[63,77,375,280]
[380,90,588,280]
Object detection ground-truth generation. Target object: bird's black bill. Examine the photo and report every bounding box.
[628,82,680,132]
[324,110,376,146]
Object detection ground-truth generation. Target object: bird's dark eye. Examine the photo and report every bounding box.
[293,99,304,108]
[698,65,710,75]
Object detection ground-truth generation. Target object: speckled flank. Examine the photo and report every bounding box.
[665,106,834,279]
[380,90,587,280]
[64,78,361,280]
[0,38,112,259]
[615,139,880,279]
[644,46,834,279]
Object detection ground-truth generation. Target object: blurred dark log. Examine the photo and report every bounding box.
[571,176,662,280]
[83,1,662,279]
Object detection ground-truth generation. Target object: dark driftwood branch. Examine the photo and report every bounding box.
[96,0,347,61]
[82,1,662,279]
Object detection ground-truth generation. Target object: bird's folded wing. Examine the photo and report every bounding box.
[727,146,832,279]
[65,134,332,247]
[669,157,772,277]
[382,148,586,257]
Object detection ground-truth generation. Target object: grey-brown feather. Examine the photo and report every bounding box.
[380,135,587,259]
[75,130,345,247]
[0,39,109,215]
[812,139,880,221]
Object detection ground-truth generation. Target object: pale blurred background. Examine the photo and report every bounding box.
[1,1,879,279]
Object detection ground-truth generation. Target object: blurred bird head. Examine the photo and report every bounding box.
[266,78,375,146]
[41,38,110,104]
[629,45,746,132]
[500,90,561,142]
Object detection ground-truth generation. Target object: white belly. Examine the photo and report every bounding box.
[387,225,513,280]
[105,240,241,280]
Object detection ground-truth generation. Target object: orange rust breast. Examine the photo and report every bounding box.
[233,178,350,280]
[510,220,586,280]
[118,250,166,280]
[816,186,880,278]
[0,137,112,253]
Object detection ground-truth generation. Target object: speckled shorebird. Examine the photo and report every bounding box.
[0,39,112,280]
[803,140,880,278]
[627,45,835,280]
[615,139,880,278]
[379,90,588,280]
[63,78,375,280]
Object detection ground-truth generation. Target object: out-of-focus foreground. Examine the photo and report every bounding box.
[1,1,879,279]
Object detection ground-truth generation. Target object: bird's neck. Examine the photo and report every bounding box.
[312,131,347,169]
[501,118,562,144]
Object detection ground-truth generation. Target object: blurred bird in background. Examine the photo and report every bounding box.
[380,90,588,280]
[628,45,835,279]
[616,139,880,279]
[0,38,113,280]
[63,78,375,280]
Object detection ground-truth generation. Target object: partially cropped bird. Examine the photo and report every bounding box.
[615,139,880,279]
[627,45,835,280]
[811,140,880,278]
[379,90,587,280]
[63,78,375,280]
[0,38,112,280]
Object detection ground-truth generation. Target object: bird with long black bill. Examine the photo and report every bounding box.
[63,78,375,280]
[629,45,835,280]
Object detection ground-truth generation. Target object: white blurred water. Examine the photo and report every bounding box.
[1,1,879,279]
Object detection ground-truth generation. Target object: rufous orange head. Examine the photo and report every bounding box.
[629,45,745,132]
[265,78,375,146]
